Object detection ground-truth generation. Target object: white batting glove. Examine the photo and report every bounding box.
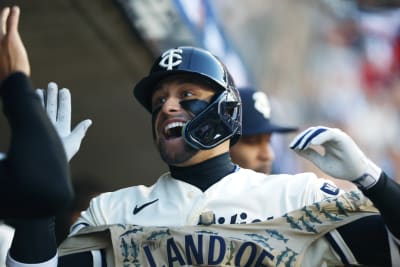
[36,82,92,161]
[289,126,382,190]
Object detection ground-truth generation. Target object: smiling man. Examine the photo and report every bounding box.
[8,46,400,267]
[151,74,225,166]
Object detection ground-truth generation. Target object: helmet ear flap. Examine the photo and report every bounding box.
[183,90,241,150]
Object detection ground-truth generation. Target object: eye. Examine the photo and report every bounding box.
[182,90,194,98]
[152,96,166,111]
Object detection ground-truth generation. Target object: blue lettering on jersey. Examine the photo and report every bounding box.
[320,182,340,196]
[217,212,274,225]
[142,234,274,266]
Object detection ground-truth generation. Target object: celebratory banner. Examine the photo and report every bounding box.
[59,191,377,266]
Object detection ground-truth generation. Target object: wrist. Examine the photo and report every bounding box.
[352,160,382,190]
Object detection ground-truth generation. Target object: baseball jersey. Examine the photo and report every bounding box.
[71,168,341,232]
[67,168,355,265]
[60,190,381,267]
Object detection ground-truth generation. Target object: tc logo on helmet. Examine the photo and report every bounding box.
[159,48,183,70]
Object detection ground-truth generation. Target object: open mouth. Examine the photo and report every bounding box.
[164,121,185,139]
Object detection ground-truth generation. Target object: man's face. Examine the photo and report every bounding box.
[230,133,275,174]
[151,76,215,166]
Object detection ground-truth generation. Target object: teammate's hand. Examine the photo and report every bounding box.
[289,126,382,190]
[36,82,92,161]
[0,6,30,81]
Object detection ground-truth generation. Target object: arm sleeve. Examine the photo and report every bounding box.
[0,72,73,218]
[7,217,57,266]
[6,253,58,267]
[362,172,400,238]
[7,216,105,267]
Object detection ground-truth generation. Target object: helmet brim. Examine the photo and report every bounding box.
[241,122,298,136]
[133,71,175,113]
[133,70,227,113]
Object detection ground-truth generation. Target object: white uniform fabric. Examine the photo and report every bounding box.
[71,168,341,232]
[60,190,379,267]
[64,168,354,266]
[0,223,14,267]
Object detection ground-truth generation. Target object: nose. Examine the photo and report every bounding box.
[161,96,181,114]
[258,142,275,162]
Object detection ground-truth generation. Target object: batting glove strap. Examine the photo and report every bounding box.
[352,160,382,191]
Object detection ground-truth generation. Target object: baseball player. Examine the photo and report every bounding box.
[8,46,400,266]
[230,87,298,174]
[0,6,75,267]
[0,6,73,218]
[0,6,92,267]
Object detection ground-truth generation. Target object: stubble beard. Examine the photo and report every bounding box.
[158,138,198,166]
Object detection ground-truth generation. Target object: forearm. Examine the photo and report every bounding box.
[7,219,101,267]
[0,72,73,216]
[8,217,57,264]
[363,172,400,238]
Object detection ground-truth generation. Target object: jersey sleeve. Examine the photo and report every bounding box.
[69,192,112,235]
[298,173,344,204]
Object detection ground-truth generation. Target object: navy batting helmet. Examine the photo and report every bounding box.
[133,46,242,150]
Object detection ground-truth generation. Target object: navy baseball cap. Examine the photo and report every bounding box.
[239,87,298,136]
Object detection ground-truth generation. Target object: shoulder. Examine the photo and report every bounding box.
[234,168,322,184]
[233,168,341,198]
[90,185,153,205]
[89,174,171,206]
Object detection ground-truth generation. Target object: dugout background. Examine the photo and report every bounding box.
[1,0,399,197]
[0,0,165,191]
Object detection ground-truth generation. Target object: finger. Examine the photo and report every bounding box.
[308,128,336,147]
[0,7,10,38]
[289,127,315,150]
[46,82,58,123]
[71,119,92,141]
[290,127,328,150]
[293,148,323,166]
[6,6,20,35]
[35,88,45,108]
[57,88,71,136]
[300,127,328,149]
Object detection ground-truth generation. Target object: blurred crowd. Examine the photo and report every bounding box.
[213,0,400,182]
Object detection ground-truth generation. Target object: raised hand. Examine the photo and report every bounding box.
[0,6,30,80]
[36,82,92,161]
[290,126,381,190]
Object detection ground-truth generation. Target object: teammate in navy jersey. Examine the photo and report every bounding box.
[7,45,400,266]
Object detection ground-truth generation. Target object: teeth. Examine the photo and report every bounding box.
[165,122,185,132]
